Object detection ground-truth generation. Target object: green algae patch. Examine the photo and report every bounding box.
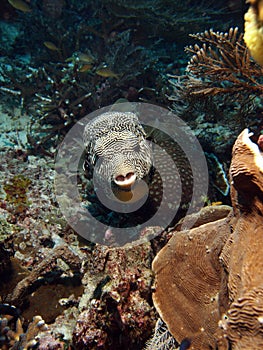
[3,174,32,214]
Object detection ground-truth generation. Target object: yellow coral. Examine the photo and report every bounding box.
[244,1,263,66]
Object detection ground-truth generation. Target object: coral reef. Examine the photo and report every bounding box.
[0,1,254,349]
[218,129,263,348]
[186,27,263,96]
[0,146,162,349]
[5,245,82,306]
[152,207,231,349]
[97,0,229,42]
[0,41,166,152]
[152,129,263,349]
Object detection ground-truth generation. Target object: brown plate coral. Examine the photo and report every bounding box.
[152,128,263,349]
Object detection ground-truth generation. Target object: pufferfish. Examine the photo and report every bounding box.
[82,111,195,239]
[244,0,263,66]
[83,112,153,199]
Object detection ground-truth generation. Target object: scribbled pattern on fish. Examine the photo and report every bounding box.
[83,111,153,188]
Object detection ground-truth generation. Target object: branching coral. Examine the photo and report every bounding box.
[9,316,48,349]
[0,63,48,109]
[185,27,263,96]
[1,29,166,152]
[169,27,263,121]
[0,0,242,154]
[0,313,48,350]
[168,27,263,170]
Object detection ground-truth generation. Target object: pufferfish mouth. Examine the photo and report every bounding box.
[114,172,137,189]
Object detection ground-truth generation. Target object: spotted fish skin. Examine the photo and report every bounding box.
[83,111,153,188]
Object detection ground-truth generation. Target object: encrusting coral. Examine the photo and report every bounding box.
[152,206,231,349]
[152,128,263,349]
[217,129,263,349]
[3,175,32,216]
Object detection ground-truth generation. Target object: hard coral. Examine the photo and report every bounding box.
[0,313,48,350]
[152,129,263,349]
[152,209,231,349]
[218,129,263,349]
[168,26,263,202]
[100,0,227,43]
